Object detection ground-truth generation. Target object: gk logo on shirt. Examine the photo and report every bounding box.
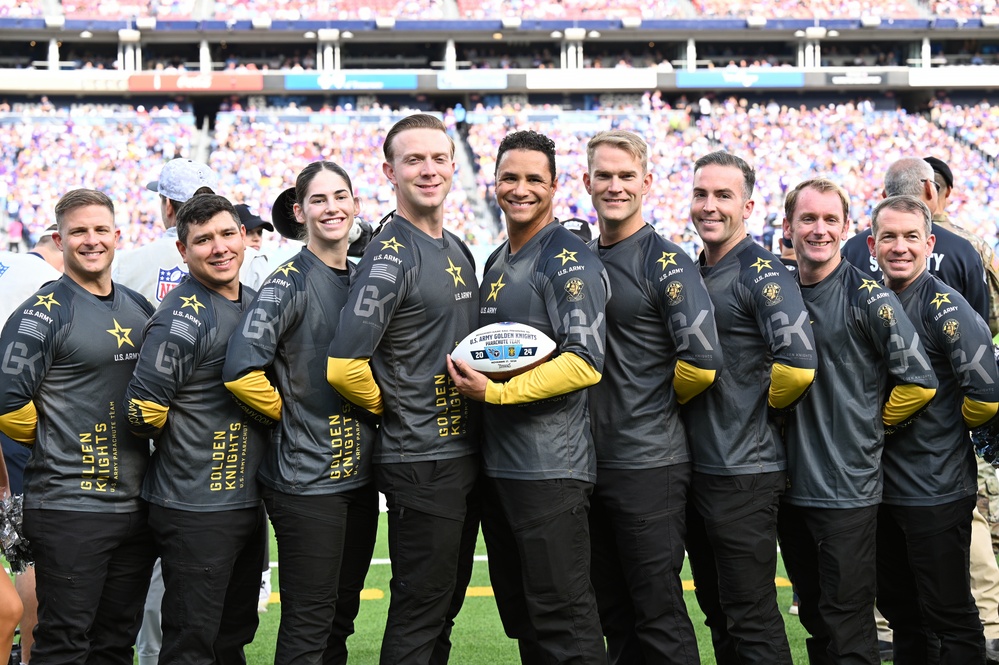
[353,285,396,323]
[1,341,42,380]
[766,311,813,352]
[154,340,193,375]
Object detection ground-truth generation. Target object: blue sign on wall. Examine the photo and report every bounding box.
[675,70,804,88]
[285,73,419,91]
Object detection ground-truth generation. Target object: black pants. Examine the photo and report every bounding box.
[376,455,478,665]
[263,483,379,665]
[149,503,266,665]
[877,496,986,665]
[590,464,699,665]
[685,470,792,665]
[23,507,156,665]
[483,476,607,665]
[778,502,880,665]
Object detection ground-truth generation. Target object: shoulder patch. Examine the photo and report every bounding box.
[565,277,585,302]
[761,282,783,306]
[878,303,897,327]
[750,257,773,273]
[941,318,960,342]
[665,281,684,305]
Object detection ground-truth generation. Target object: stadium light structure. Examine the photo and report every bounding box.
[620,17,642,28]
[44,15,65,29]
[376,17,396,29]
[564,27,586,41]
[501,17,522,29]
[982,15,998,26]
[860,15,882,27]
[746,16,767,28]
[135,16,156,29]
[252,15,272,29]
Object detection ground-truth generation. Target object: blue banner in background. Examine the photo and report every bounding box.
[675,70,804,88]
[284,73,419,91]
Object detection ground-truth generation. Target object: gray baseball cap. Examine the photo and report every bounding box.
[146,158,218,202]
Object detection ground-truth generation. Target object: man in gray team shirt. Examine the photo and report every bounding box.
[327,114,480,665]
[871,194,998,664]
[0,189,156,665]
[681,151,817,665]
[125,192,266,665]
[448,130,608,663]
[584,129,722,664]
[779,180,937,664]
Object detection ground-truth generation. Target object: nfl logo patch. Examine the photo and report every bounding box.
[157,266,188,302]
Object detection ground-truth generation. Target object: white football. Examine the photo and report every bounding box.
[452,322,557,380]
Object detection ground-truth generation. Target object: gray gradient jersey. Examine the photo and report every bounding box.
[682,237,817,476]
[884,271,999,506]
[0,276,154,512]
[479,222,607,481]
[125,277,265,512]
[329,214,480,464]
[223,248,374,495]
[784,261,938,508]
[588,225,722,469]
[842,224,989,324]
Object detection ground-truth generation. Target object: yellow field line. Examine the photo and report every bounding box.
[263,577,793,605]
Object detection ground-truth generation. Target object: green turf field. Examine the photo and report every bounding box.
[244,513,838,664]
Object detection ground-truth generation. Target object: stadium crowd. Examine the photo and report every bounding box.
[3,96,999,257]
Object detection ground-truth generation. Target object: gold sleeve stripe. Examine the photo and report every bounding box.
[129,398,169,430]
[224,370,283,422]
[327,357,383,416]
[962,398,999,429]
[883,385,936,425]
[767,363,816,410]
[484,352,601,406]
[674,359,716,405]
[0,401,37,444]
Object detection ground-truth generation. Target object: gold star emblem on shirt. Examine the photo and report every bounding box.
[858,278,882,294]
[555,248,578,266]
[750,257,773,273]
[931,292,952,309]
[446,256,466,288]
[380,237,404,253]
[33,293,60,312]
[180,294,205,315]
[656,252,678,271]
[106,319,134,348]
[487,274,506,302]
[274,261,299,278]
